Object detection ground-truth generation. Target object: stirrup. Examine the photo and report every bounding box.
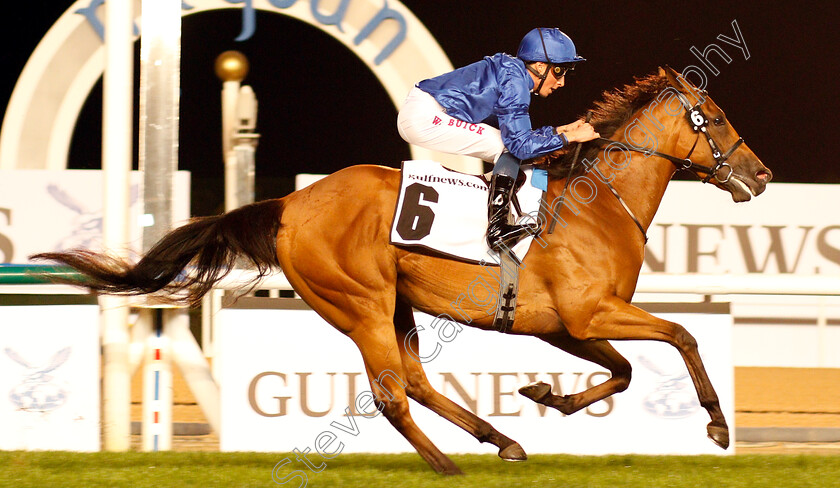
[487,219,539,251]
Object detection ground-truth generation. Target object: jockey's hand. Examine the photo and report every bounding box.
[556,119,585,133]
[561,122,600,144]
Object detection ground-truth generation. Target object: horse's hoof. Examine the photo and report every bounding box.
[499,443,528,462]
[518,381,552,402]
[440,465,465,476]
[707,421,730,449]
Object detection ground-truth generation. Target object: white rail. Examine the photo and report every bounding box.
[634,273,840,296]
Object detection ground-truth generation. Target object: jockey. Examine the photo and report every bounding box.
[397,27,599,252]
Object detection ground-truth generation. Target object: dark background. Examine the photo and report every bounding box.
[3,1,837,216]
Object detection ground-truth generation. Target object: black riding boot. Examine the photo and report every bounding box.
[486,173,539,251]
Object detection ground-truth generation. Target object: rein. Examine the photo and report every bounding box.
[546,112,590,234]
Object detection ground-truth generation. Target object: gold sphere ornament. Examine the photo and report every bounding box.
[215,51,249,82]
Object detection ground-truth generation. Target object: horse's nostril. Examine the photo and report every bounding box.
[756,169,773,183]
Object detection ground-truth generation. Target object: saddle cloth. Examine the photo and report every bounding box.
[390,160,543,264]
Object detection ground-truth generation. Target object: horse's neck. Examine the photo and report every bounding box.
[593,114,682,231]
[596,150,675,232]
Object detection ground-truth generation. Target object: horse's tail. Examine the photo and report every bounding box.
[30,199,284,306]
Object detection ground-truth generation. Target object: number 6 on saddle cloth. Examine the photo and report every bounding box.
[390,160,543,265]
[390,160,544,332]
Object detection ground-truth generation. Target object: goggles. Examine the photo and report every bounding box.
[551,64,574,78]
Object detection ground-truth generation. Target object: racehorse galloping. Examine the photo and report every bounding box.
[34,67,771,474]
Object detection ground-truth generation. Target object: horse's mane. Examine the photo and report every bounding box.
[537,72,670,179]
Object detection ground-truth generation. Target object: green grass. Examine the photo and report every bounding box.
[1,452,839,488]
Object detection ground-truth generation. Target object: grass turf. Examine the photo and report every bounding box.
[1,452,839,487]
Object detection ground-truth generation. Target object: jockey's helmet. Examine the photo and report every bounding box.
[516,28,585,64]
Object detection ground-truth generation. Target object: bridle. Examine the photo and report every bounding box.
[547,84,747,243]
[598,89,745,185]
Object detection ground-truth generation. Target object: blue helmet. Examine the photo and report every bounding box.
[516,28,585,64]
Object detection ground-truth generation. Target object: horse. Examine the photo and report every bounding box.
[33,66,771,474]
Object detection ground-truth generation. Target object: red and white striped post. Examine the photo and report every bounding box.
[140,310,173,451]
[138,0,181,451]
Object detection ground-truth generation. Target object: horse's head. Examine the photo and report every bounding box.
[659,66,772,202]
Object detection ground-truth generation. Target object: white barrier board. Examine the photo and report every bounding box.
[643,181,840,274]
[0,303,100,451]
[0,169,190,264]
[640,181,840,368]
[218,306,733,456]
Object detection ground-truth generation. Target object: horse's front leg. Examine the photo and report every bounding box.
[567,296,729,449]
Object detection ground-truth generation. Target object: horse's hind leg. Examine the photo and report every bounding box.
[349,324,464,475]
[393,300,527,461]
[519,334,632,416]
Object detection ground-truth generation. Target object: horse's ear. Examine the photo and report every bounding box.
[660,65,680,86]
[661,65,692,94]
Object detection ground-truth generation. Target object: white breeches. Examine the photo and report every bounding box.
[397,87,505,163]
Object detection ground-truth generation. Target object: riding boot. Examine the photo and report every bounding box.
[486,173,539,251]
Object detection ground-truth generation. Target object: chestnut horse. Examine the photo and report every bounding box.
[34,67,771,474]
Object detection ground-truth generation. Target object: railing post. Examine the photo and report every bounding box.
[141,309,173,451]
[101,0,134,452]
[138,0,182,451]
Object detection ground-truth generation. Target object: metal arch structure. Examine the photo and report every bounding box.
[0,0,480,174]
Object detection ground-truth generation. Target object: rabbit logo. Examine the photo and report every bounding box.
[5,347,71,412]
[46,183,139,251]
[638,355,699,419]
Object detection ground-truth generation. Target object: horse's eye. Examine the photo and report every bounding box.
[713,117,725,126]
